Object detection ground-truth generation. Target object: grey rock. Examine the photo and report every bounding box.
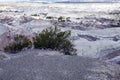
[0,51,120,80]
[78,34,100,41]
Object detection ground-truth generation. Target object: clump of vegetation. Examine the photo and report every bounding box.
[46,16,53,19]
[4,34,32,53]
[66,17,71,22]
[58,16,65,22]
[3,27,76,55]
[33,26,76,55]
[31,14,39,16]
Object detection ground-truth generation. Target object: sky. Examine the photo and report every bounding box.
[0,0,119,2]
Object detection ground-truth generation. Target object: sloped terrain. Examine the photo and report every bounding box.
[0,3,120,80]
[0,50,120,80]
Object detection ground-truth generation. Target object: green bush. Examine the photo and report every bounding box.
[58,16,65,22]
[4,34,32,53]
[31,14,39,16]
[46,16,53,19]
[33,26,76,55]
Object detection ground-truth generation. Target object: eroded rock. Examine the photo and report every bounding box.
[0,51,120,80]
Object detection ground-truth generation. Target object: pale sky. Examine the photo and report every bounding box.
[0,0,119,2]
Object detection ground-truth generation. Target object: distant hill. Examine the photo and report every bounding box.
[0,0,119,3]
[55,0,120,3]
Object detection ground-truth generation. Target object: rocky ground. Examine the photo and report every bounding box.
[0,2,120,80]
[0,49,120,80]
